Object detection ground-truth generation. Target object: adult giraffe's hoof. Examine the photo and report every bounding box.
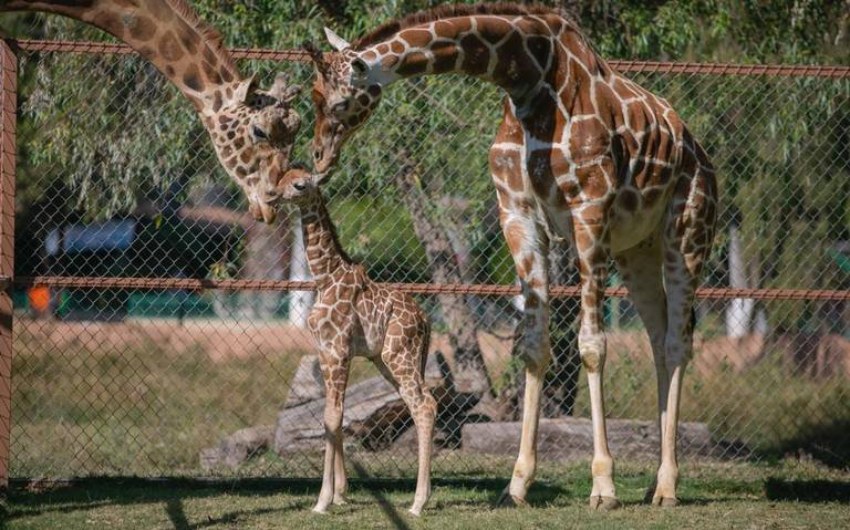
[332,494,348,506]
[651,496,679,507]
[496,488,529,508]
[589,495,622,511]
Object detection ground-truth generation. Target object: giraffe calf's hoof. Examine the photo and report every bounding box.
[652,496,679,507]
[312,504,330,514]
[590,495,622,511]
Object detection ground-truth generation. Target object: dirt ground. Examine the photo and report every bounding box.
[15,316,850,378]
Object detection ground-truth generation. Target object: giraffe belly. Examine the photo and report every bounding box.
[608,188,669,254]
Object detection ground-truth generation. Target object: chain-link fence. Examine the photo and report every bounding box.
[2,40,849,482]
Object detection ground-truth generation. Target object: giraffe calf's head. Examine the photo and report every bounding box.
[304,35,383,177]
[207,74,303,224]
[273,167,322,203]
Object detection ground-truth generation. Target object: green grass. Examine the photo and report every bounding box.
[4,460,849,529]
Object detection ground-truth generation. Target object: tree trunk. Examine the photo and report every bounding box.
[726,225,755,338]
[544,239,581,417]
[239,214,289,320]
[395,161,493,397]
[287,210,313,328]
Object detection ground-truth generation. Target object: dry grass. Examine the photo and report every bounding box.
[11,316,850,479]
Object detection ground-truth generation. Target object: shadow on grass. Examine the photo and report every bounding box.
[771,420,850,470]
[6,477,317,523]
[765,478,850,504]
[5,475,538,524]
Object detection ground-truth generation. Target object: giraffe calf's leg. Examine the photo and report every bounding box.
[407,388,436,516]
[380,309,436,516]
[313,354,350,514]
[332,440,347,505]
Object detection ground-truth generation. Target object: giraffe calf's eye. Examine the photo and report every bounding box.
[252,126,268,141]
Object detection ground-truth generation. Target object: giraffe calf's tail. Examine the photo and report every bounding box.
[420,320,431,377]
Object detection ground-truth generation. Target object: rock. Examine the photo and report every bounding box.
[462,418,713,460]
[274,353,454,454]
[283,354,325,408]
[200,425,274,470]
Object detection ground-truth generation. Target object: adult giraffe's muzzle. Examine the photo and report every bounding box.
[248,199,278,224]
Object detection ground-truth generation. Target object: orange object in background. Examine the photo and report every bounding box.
[28,285,50,315]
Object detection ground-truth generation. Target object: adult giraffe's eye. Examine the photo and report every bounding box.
[252,126,268,141]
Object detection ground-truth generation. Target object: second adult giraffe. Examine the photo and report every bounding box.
[2,0,303,223]
[302,3,718,508]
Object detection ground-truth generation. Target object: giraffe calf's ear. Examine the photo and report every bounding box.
[270,73,301,103]
[324,26,351,52]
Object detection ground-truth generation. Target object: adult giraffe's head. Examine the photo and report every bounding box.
[200,73,303,223]
[304,29,384,177]
[2,0,305,223]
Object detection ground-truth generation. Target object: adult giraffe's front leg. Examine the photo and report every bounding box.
[494,189,551,506]
[573,202,621,510]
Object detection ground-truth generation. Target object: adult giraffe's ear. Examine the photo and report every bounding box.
[234,74,257,103]
[303,41,330,77]
[323,26,350,51]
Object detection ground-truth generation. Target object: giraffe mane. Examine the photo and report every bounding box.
[352,2,572,49]
[166,0,240,79]
[313,194,356,265]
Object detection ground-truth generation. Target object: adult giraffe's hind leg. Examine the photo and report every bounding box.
[613,232,669,504]
[652,161,717,507]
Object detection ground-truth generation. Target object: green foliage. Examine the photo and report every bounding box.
[2,1,848,327]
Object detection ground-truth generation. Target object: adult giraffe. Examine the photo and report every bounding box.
[300,3,718,508]
[1,0,302,223]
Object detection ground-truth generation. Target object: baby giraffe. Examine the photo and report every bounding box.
[278,169,437,516]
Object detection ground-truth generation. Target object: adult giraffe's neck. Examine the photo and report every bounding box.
[354,13,595,100]
[299,193,352,282]
[2,0,242,112]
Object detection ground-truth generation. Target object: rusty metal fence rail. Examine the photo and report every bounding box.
[1,39,849,484]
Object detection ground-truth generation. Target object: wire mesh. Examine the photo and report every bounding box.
[5,42,850,481]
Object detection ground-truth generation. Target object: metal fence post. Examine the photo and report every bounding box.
[0,39,17,491]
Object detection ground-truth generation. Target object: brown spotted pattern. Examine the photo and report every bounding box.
[3,0,303,223]
[308,3,718,509]
[278,170,436,516]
